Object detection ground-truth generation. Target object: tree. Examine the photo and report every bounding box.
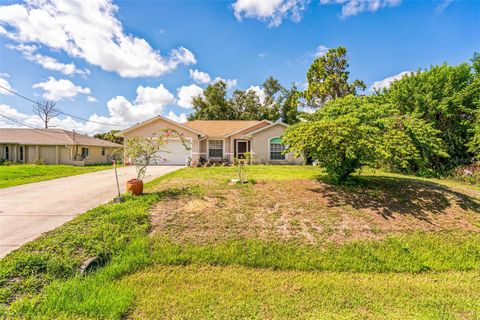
[231,89,264,120]
[384,58,480,172]
[125,129,189,181]
[304,47,366,108]
[280,84,300,124]
[188,80,236,120]
[93,130,123,144]
[188,77,295,122]
[261,76,283,120]
[283,95,447,182]
[32,100,60,128]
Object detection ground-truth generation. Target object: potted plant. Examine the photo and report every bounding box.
[124,129,189,195]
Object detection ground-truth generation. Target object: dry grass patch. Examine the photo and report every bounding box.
[150,175,480,245]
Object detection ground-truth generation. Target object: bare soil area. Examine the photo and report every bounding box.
[150,176,480,245]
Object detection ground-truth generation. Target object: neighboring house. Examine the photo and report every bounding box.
[119,116,302,165]
[0,128,123,165]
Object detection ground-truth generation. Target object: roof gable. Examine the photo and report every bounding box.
[246,121,288,136]
[120,115,203,136]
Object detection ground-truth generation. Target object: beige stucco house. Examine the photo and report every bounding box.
[120,116,302,165]
[0,128,122,165]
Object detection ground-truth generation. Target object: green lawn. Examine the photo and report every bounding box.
[0,164,115,188]
[1,165,479,319]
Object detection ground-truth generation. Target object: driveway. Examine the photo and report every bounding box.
[0,165,181,258]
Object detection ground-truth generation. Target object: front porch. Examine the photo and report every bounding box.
[199,138,252,163]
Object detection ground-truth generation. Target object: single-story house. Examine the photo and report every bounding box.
[0,128,123,165]
[119,116,302,165]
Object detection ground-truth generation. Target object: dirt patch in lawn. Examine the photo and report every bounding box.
[150,178,480,245]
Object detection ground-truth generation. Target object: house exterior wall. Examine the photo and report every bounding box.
[26,145,37,163]
[251,125,303,165]
[59,146,71,164]
[83,146,120,165]
[0,144,119,165]
[122,117,200,163]
[39,146,56,164]
[199,139,207,154]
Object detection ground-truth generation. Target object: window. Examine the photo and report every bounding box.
[19,146,24,161]
[208,140,223,158]
[270,138,286,160]
[101,148,106,156]
[4,146,9,160]
[81,147,89,158]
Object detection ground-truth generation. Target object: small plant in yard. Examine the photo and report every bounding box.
[124,129,190,195]
[233,152,252,183]
[33,159,45,165]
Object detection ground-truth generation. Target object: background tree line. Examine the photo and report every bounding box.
[188,77,301,125]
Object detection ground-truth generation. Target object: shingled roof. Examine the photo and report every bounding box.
[0,128,122,147]
[183,120,267,137]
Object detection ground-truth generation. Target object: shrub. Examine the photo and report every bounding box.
[33,159,45,165]
[0,159,15,166]
[283,96,448,182]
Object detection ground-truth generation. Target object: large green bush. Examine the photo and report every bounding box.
[283,96,447,182]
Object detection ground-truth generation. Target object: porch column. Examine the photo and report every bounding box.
[13,145,17,162]
[55,145,59,164]
[36,145,39,160]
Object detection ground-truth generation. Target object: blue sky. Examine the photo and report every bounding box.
[0,0,478,134]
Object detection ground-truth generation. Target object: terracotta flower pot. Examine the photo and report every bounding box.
[126,179,143,196]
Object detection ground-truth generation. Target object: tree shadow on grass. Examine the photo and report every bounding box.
[310,175,480,223]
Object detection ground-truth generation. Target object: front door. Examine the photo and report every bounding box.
[236,140,248,159]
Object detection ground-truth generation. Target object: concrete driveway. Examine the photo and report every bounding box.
[0,165,182,258]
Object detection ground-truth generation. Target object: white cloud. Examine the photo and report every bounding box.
[371,71,411,91]
[134,84,175,107]
[177,84,203,109]
[0,74,13,94]
[320,0,401,18]
[8,44,88,76]
[232,0,401,25]
[166,110,187,123]
[233,0,307,27]
[104,84,176,124]
[0,0,196,78]
[213,77,237,89]
[258,52,267,58]
[189,69,237,89]
[246,85,266,104]
[32,77,91,101]
[87,96,98,103]
[314,45,329,57]
[436,0,453,14]
[189,69,211,84]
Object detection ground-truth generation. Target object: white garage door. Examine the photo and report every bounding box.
[151,139,191,165]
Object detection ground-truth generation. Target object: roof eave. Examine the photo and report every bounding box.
[244,121,288,136]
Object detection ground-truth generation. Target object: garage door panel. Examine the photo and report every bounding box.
[152,139,191,165]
